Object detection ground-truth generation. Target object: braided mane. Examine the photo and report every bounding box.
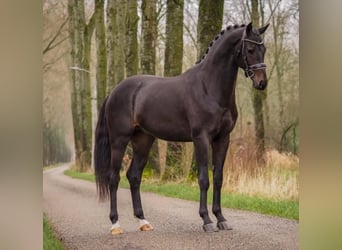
[195,24,246,64]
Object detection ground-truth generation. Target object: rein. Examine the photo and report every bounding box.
[241,29,266,78]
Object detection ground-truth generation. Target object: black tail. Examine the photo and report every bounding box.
[94,96,111,201]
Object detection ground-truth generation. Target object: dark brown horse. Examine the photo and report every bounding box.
[94,22,269,234]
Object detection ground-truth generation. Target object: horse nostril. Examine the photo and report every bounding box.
[259,80,267,90]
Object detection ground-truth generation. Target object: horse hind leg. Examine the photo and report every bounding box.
[126,132,155,232]
[108,135,130,235]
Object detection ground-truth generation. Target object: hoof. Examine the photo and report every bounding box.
[140,223,154,232]
[202,223,219,233]
[217,221,232,230]
[111,227,124,235]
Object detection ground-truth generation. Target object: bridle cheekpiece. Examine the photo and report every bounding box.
[241,29,266,78]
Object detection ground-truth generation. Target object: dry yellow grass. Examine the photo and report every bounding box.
[223,146,299,201]
[70,141,299,201]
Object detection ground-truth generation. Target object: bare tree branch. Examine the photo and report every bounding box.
[43,17,69,54]
[46,36,69,53]
[265,0,282,25]
[156,0,166,24]
[43,50,68,73]
[184,23,198,51]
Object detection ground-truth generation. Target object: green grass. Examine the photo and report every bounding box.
[43,215,64,250]
[64,169,298,220]
[65,169,96,182]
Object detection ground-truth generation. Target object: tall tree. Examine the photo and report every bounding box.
[106,0,116,92]
[164,0,183,76]
[125,0,139,77]
[196,0,224,61]
[95,0,107,112]
[141,0,159,170]
[249,0,266,164]
[106,0,126,91]
[113,0,126,85]
[163,0,184,179]
[68,0,95,171]
[141,0,157,75]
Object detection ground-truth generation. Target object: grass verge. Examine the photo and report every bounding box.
[64,169,298,220]
[43,214,64,250]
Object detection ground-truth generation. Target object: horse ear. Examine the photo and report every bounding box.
[259,23,270,35]
[246,22,253,34]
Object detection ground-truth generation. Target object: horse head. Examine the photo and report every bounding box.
[236,22,269,90]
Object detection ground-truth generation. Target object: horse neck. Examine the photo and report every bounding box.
[198,30,242,108]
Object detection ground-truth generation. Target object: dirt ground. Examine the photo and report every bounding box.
[43,165,298,250]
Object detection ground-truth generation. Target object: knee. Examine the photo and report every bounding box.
[213,175,223,188]
[213,170,223,187]
[198,176,209,190]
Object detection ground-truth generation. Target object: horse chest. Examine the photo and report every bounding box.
[188,102,237,139]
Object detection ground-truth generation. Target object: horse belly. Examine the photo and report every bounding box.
[136,106,192,142]
[143,125,192,142]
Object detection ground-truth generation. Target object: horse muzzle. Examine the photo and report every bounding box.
[253,79,267,90]
[251,68,267,90]
[245,63,267,91]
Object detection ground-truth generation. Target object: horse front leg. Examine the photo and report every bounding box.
[212,135,232,230]
[193,134,218,232]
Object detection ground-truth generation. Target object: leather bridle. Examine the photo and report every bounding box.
[241,29,266,79]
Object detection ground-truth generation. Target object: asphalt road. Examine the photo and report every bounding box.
[43,165,298,250]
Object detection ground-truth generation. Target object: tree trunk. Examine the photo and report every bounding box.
[250,0,266,165]
[272,13,286,130]
[125,0,139,77]
[106,0,126,91]
[164,0,183,76]
[68,0,94,171]
[106,0,116,92]
[95,0,107,112]
[113,0,126,85]
[163,0,185,180]
[140,0,160,172]
[141,0,159,171]
[141,0,157,75]
[196,0,224,61]
[158,140,167,177]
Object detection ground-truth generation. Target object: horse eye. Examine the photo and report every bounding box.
[247,47,254,53]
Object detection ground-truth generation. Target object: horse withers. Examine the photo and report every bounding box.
[94,22,269,234]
